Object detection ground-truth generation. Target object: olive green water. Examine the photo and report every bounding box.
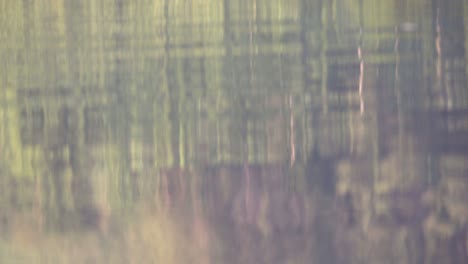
[1,0,468,263]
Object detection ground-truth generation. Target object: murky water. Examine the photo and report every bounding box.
[1,0,467,263]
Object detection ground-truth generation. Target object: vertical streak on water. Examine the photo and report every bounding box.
[320,0,328,114]
[248,0,256,95]
[221,0,232,163]
[435,7,445,109]
[22,0,32,50]
[243,162,251,225]
[394,25,405,178]
[289,95,295,167]
[163,0,180,167]
[63,1,81,86]
[358,39,364,115]
[223,0,232,57]
[357,0,364,115]
[299,0,311,164]
[299,0,309,92]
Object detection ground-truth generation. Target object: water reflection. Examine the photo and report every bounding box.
[1,0,468,263]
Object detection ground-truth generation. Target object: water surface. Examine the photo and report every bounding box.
[1,0,468,263]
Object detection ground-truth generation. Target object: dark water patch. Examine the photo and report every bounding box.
[306,147,337,195]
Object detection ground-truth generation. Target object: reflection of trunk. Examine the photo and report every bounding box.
[163,0,186,168]
[232,164,259,226]
[73,148,112,232]
[230,164,306,233]
[314,195,336,264]
[192,196,211,264]
[306,140,336,195]
[306,130,337,263]
[158,168,186,212]
[407,227,425,264]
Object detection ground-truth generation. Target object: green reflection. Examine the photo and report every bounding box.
[1,0,468,263]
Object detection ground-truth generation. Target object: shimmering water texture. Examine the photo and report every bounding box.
[1,0,467,263]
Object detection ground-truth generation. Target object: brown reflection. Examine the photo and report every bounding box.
[158,168,187,213]
[194,164,313,263]
[230,164,306,234]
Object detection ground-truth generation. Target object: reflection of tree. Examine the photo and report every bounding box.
[1,0,468,263]
[199,164,312,263]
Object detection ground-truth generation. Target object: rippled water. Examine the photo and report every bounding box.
[1,0,467,263]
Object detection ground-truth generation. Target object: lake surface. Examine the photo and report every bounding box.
[1,0,468,263]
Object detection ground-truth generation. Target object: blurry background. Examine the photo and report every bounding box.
[0,0,467,263]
